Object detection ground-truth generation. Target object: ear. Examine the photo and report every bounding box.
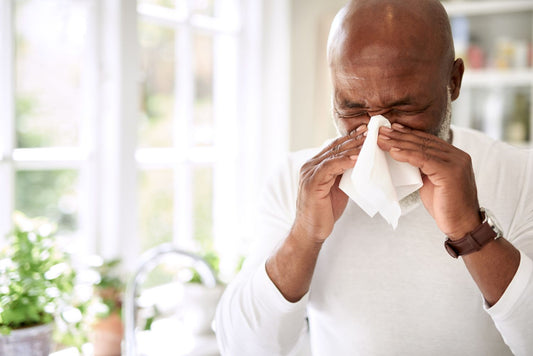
[449,58,464,101]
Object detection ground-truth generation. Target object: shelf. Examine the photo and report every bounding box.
[444,1,533,17]
[461,68,533,87]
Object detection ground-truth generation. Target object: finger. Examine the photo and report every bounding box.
[386,146,447,174]
[311,132,356,160]
[309,154,358,187]
[379,136,452,164]
[313,126,367,162]
[378,127,453,162]
[380,125,447,147]
[301,126,366,179]
[380,137,471,182]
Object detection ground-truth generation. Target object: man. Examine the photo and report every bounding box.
[215,0,533,355]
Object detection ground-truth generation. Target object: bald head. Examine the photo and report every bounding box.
[327,0,464,143]
[328,0,455,76]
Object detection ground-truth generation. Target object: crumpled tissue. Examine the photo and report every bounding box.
[339,115,423,229]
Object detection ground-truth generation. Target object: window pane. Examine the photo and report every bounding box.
[138,0,214,15]
[193,33,214,146]
[139,21,175,148]
[138,0,175,8]
[139,170,174,251]
[191,0,215,17]
[193,165,213,250]
[15,170,79,233]
[15,0,92,148]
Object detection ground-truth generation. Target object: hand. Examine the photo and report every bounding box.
[378,123,481,238]
[293,126,367,243]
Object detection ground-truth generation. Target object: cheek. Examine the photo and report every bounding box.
[396,114,441,136]
[395,103,448,135]
[426,100,450,134]
[333,117,349,136]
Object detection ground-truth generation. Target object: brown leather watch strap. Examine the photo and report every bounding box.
[444,220,498,258]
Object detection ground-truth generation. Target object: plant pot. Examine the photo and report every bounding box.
[181,284,225,335]
[0,323,54,356]
[90,313,124,356]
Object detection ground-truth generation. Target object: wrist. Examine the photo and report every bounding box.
[291,217,330,245]
[289,222,326,249]
[446,209,482,241]
[444,207,503,258]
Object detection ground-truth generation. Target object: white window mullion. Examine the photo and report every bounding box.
[239,0,263,244]
[213,0,241,277]
[78,0,102,255]
[0,0,15,240]
[173,24,194,249]
[99,0,139,269]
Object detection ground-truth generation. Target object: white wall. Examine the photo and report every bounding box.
[289,0,347,151]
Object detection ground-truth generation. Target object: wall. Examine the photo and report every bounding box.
[289,0,346,151]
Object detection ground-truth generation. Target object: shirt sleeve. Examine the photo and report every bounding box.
[215,261,309,355]
[486,251,533,356]
[485,148,533,356]
[215,154,311,355]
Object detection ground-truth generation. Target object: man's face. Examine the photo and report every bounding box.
[331,52,452,141]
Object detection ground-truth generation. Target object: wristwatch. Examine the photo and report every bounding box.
[444,208,503,258]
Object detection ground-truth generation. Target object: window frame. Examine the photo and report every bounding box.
[136,0,245,273]
[0,0,290,276]
[0,0,15,240]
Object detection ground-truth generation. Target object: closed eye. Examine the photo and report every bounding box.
[335,109,369,119]
[390,107,428,116]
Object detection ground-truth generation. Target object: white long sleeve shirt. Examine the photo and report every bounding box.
[215,127,533,356]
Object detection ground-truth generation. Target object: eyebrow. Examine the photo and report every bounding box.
[341,100,367,109]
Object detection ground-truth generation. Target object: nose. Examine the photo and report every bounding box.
[367,109,395,123]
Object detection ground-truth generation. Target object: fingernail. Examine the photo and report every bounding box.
[363,131,368,137]
[380,134,390,140]
[391,147,401,152]
[392,123,404,130]
[381,127,393,132]
[356,124,366,132]
[349,155,358,160]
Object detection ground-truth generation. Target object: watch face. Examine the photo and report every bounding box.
[481,208,503,238]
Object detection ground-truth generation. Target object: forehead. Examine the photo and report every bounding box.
[331,58,442,106]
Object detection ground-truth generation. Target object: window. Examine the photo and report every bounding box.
[136,0,240,254]
[0,0,280,280]
[0,0,98,247]
[137,0,250,279]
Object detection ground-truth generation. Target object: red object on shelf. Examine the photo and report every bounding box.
[468,44,485,69]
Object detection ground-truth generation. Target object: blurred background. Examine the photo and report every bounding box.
[0,0,532,354]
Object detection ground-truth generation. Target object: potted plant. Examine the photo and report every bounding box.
[180,249,227,335]
[135,247,226,336]
[89,258,125,356]
[0,212,76,356]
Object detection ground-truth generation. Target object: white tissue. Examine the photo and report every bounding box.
[339,115,423,229]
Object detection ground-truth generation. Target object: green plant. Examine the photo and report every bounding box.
[188,250,220,284]
[54,257,125,352]
[93,258,124,318]
[0,212,76,335]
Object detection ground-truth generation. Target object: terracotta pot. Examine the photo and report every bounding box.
[0,323,53,356]
[90,313,124,356]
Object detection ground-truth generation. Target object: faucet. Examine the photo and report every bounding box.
[123,244,217,356]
